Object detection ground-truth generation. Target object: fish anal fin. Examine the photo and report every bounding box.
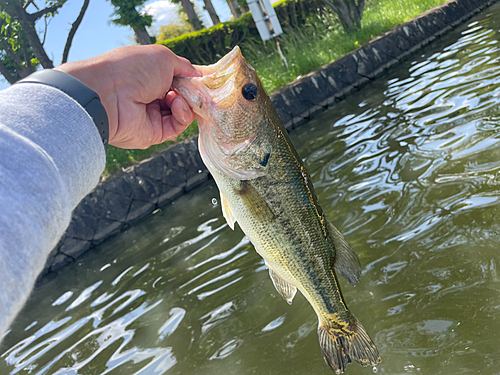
[267,264,297,305]
[318,315,380,374]
[326,220,362,287]
[221,192,236,230]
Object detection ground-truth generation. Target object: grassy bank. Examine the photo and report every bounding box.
[104,0,447,175]
[244,0,448,92]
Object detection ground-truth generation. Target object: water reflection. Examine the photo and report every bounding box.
[4,3,500,374]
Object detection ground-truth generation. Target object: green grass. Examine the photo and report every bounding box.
[104,0,448,175]
[244,0,448,92]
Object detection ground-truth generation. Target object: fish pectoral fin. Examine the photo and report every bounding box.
[327,220,362,287]
[267,263,297,305]
[236,181,275,222]
[221,192,237,230]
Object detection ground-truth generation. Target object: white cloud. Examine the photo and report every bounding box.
[144,0,181,25]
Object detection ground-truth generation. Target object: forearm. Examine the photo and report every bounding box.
[0,83,105,340]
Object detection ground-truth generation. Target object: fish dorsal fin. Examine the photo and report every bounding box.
[221,192,236,230]
[267,263,297,305]
[326,220,362,287]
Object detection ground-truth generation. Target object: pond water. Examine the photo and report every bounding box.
[4,4,500,375]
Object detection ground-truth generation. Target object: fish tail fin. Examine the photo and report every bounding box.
[317,315,380,374]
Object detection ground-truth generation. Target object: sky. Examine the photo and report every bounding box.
[0,0,233,90]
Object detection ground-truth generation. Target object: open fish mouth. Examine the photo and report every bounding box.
[193,46,245,80]
[172,46,254,118]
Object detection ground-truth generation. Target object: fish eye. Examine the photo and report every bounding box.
[242,83,258,101]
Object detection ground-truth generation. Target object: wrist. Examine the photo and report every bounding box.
[15,69,110,147]
[55,60,118,143]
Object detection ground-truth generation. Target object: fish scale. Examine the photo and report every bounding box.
[173,46,380,374]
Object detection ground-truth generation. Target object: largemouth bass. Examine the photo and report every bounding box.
[172,47,381,374]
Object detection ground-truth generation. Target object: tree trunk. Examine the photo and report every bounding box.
[8,2,54,68]
[322,0,364,32]
[202,0,220,26]
[179,0,203,31]
[133,25,152,45]
[226,0,241,19]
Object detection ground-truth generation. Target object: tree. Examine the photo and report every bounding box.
[226,0,242,19]
[202,0,219,26]
[323,0,364,32]
[0,0,90,84]
[171,0,202,31]
[108,0,154,45]
[1,0,66,69]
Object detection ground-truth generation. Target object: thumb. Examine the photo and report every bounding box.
[172,55,202,78]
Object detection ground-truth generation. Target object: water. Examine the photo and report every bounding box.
[3,4,500,374]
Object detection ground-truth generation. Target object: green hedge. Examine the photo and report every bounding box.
[158,0,326,64]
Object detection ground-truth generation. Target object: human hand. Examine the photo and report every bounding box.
[55,45,201,149]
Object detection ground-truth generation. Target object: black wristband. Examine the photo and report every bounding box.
[16,69,109,147]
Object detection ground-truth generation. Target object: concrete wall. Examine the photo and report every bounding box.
[41,0,497,276]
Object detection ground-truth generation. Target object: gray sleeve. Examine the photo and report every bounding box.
[0,83,106,340]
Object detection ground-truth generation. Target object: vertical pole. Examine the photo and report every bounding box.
[274,37,288,69]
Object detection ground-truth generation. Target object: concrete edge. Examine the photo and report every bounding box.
[40,0,497,277]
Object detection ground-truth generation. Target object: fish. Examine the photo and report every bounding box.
[172,46,381,374]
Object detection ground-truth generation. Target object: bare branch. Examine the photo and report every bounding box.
[29,4,64,22]
[41,14,48,45]
[23,0,39,10]
[61,0,89,64]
